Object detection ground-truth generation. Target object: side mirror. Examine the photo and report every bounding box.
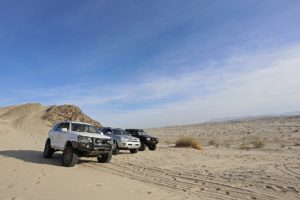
[61,128,68,132]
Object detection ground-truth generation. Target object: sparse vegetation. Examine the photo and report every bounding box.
[175,137,202,150]
[294,142,300,146]
[164,140,173,145]
[223,140,231,148]
[251,138,265,148]
[208,139,220,148]
[214,142,220,148]
[240,142,250,151]
[240,138,265,150]
[280,144,285,148]
[208,139,216,146]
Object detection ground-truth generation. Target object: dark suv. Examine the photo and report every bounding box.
[125,129,159,151]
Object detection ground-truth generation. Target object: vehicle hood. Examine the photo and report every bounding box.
[116,135,139,141]
[72,131,110,139]
[141,135,158,139]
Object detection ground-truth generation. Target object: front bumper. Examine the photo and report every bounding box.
[77,143,112,151]
[77,143,112,157]
[117,141,141,149]
[71,140,112,156]
[144,139,159,146]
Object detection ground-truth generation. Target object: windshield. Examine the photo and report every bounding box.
[71,123,97,133]
[138,131,149,136]
[113,129,130,135]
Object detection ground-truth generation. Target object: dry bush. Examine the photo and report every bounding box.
[240,138,265,150]
[294,142,300,146]
[164,140,174,145]
[251,138,265,148]
[280,144,285,148]
[214,142,219,148]
[208,139,219,147]
[208,139,216,146]
[223,140,231,148]
[240,142,250,151]
[175,137,202,150]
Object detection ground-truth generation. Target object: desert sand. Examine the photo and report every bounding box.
[0,103,300,200]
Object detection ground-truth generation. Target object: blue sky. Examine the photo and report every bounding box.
[1,0,300,128]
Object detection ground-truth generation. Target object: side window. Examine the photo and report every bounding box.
[61,123,70,131]
[55,123,70,132]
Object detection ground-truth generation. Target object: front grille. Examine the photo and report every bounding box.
[94,138,110,145]
[129,139,138,142]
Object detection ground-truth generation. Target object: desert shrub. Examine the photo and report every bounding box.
[214,143,220,148]
[175,137,202,150]
[164,140,173,145]
[240,142,250,151]
[208,139,219,147]
[251,138,265,148]
[294,142,300,146]
[223,140,231,148]
[280,144,285,148]
[208,139,216,146]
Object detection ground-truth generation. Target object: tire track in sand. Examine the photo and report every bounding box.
[84,160,278,200]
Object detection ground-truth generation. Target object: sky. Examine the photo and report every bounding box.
[0,0,300,128]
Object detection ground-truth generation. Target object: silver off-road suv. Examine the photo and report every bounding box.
[99,127,141,155]
[43,121,113,167]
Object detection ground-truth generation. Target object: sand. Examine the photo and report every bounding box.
[0,103,300,200]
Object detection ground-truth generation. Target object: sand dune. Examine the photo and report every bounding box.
[0,104,300,199]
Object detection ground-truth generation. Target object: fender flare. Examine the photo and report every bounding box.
[64,141,79,150]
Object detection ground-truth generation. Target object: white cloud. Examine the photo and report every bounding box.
[11,44,300,128]
[89,44,300,128]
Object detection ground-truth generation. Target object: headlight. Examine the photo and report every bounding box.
[120,137,129,142]
[146,138,150,140]
[107,139,112,144]
[78,135,92,143]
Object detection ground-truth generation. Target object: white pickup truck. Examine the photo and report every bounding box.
[43,121,113,167]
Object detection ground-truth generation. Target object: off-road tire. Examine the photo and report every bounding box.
[97,151,112,163]
[112,142,120,155]
[139,143,146,151]
[61,144,78,167]
[130,148,138,154]
[148,144,157,151]
[43,140,55,158]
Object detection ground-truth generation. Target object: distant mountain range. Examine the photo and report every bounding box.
[208,111,300,123]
